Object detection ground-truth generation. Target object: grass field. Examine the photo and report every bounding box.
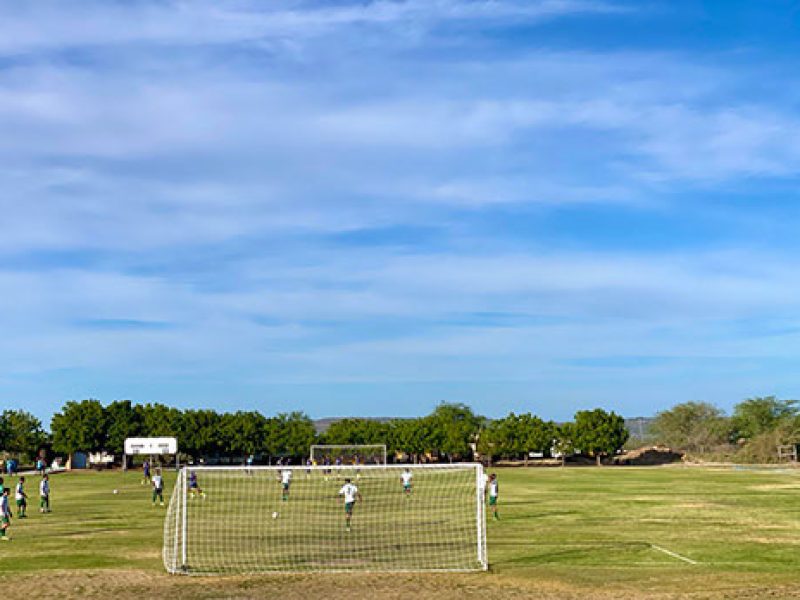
[2,466,800,599]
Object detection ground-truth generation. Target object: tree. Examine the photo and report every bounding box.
[220,411,268,457]
[0,410,47,460]
[553,422,576,467]
[104,400,142,454]
[180,409,223,458]
[650,402,731,454]
[477,412,554,462]
[477,414,517,461]
[732,396,797,440]
[573,409,629,466]
[264,412,316,460]
[427,403,482,461]
[136,403,182,438]
[387,418,435,463]
[51,399,107,455]
[322,419,389,446]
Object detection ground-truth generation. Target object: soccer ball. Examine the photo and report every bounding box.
[272,511,279,519]
[113,489,119,495]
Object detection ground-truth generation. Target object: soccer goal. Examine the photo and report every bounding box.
[310,444,387,466]
[163,464,487,574]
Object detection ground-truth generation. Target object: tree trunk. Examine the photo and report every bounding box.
[596,454,602,466]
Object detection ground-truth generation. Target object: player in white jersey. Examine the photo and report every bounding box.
[0,486,11,541]
[338,478,362,531]
[15,477,27,518]
[487,473,499,520]
[39,475,51,513]
[152,471,165,506]
[401,468,413,496]
[280,469,292,502]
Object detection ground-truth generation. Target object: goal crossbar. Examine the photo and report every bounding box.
[164,463,487,575]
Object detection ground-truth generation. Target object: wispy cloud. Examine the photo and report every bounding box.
[0,0,798,420]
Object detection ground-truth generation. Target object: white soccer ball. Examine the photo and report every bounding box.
[272,511,279,519]
[113,489,119,495]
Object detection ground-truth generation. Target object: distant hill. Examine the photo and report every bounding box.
[312,417,401,434]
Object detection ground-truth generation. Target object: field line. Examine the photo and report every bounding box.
[650,544,698,565]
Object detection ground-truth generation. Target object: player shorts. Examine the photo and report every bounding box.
[488,496,497,506]
[15,499,25,507]
[344,501,355,514]
[189,482,198,489]
[403,484,411,491]
[1,516,9,527]
[282,483,290,490]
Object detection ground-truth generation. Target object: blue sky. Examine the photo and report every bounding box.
[2,0,799,425]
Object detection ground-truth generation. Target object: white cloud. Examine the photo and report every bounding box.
[0,0,622,55]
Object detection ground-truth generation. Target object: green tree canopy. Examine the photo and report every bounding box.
[650,401,731,453]
[0,410,47,459]
[428,403,482,460]
[573,408,629,466]
[265,412,316,460]
[180,409,223,457]
[322,419,389,446]
[136,403,182,438]
[387,418,436,462]
[51,399,107,455]
[732,396,797,440]
[553,422,576,467]
[104,400,142,454]
[220,411,268,456]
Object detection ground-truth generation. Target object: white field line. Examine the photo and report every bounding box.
[650,544,699,565]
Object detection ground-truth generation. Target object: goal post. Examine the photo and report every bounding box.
[163,464,487,574]
[310,444,387,466]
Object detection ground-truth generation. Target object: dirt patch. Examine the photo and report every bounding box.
[750,484,800,491]
[4,569,800,600]
[613,446,684,466]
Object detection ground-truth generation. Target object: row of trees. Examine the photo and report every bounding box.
[10,395,791,465]
[646,396,799,462]
[1,401,630,465]
[49,400,317,460]
[478,409,629,465]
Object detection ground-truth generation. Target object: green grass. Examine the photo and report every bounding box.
[2,466,800,598]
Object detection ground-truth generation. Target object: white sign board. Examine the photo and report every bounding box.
[125,437,178,455]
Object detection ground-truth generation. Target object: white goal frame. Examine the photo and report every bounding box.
[309,443,388,465]
[163,463,487,575]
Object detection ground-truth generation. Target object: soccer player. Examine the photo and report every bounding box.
[142,459,151,486]
[39,475,51,513]
[487,473,499,520]
[246,454,254,476]
[0,487,11,541]
[305,458,312,478]
[188,471,206,499]
[401,468,413,496]
[338,478,362,531]
[280,468,292,501]
[152,470,165,506]
[15,477,27,518]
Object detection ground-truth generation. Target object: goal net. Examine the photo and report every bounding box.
[163,464,487,574]
[310,444,387,466]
